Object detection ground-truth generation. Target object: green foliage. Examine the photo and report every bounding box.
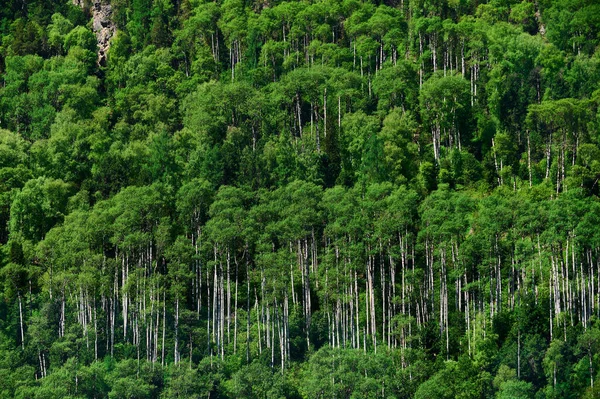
[1,0,600,397]
[9,177,72,242]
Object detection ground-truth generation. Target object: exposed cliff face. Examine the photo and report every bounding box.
[73,0,115,65]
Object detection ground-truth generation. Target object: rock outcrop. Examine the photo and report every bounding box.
[73,0,116,65]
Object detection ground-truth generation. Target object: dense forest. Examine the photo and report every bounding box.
[1,0,600,397]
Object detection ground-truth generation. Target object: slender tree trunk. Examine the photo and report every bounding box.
[246,258,251,363]
[518,328,521,379]
[162,291,166,366]
[18,292,24,349]
[174,297,179,364]
[527,131,532,187]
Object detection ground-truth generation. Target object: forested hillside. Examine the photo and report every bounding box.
[1,0,600,397]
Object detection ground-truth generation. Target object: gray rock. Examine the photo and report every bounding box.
[73,0,116,65]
